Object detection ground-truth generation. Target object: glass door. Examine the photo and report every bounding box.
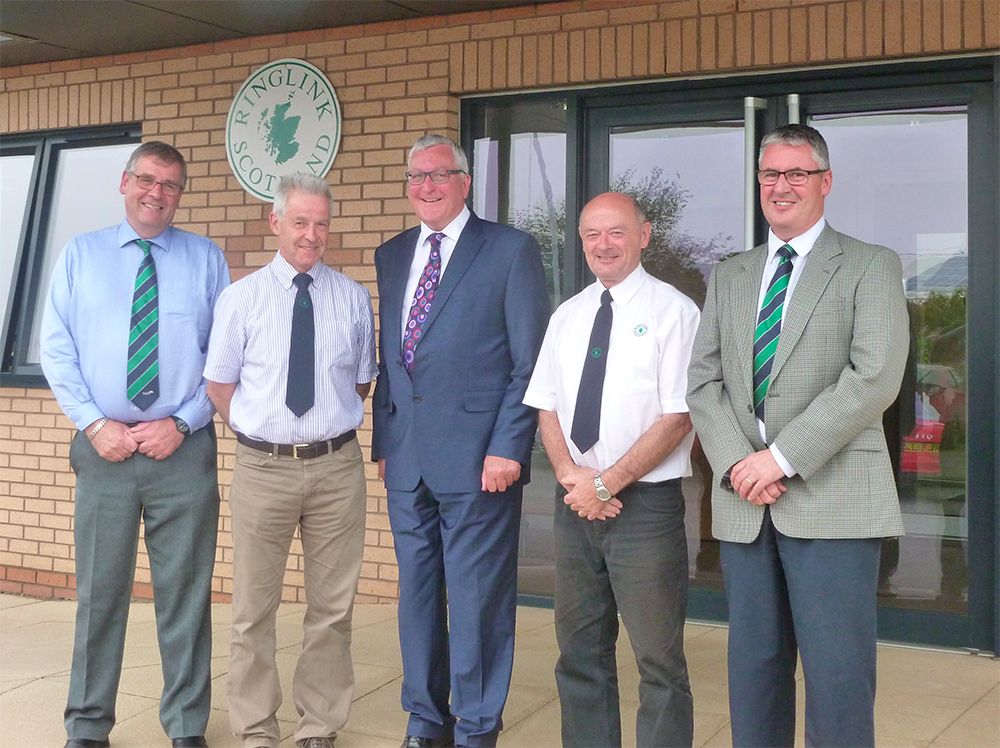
[814,110,969,617]
[585,99,753,616]
[464,64,996,650]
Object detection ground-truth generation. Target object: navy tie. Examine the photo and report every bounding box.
[286,273,315,417]
[571,289,613,453]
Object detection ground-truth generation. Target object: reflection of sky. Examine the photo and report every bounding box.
[610,126,744,253]
[509,132,566,220]
[497,113,967,291]
[816,113,967,263]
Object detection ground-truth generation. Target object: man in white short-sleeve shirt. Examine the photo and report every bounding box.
[523,192,700,748]
[204,173,377,748]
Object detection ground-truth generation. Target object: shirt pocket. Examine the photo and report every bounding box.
[318,319,358,371]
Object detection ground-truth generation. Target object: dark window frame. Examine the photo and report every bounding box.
[1,124,142,387]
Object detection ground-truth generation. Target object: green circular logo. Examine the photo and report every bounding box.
[634,323,649,337]
[590,347,602,357]
[226,59,342,201]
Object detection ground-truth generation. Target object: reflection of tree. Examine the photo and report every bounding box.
[513,167,733,307]
[910,289,966,371]
[514,197,566,299]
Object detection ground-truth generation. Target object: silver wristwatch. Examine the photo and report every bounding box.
[594,473,612,502]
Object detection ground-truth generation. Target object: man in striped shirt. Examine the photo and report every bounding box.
[205,173,377,748]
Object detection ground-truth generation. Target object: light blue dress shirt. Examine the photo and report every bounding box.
[41,220,231,433]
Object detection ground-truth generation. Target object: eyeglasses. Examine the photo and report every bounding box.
[756,169,827,186]
[405,169,465,186]
[131,172,184,196]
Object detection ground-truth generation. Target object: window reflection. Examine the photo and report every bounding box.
[471,98,568,598]
[1,154,35,319]
[610,124,745,591]
[817,110,968,614]
[26,142,138,364]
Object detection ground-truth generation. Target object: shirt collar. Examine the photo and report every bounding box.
[589,263,646,308]
[118,221,173,252]
[269,251,325,290]
[417,205,471,249]
[767,216,826,261]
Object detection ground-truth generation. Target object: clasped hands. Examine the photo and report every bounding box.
[87,418,184,463]
[558,465,622,521]
[729,448,787,505]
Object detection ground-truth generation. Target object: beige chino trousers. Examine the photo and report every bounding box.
[227,438,366,748]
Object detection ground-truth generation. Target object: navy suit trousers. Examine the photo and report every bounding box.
[387,481,523,748]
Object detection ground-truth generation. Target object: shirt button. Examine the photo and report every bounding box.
[413,396,421,403]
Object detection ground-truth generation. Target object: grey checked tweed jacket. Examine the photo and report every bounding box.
[687,224,909,542]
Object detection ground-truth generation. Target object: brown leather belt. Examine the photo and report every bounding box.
[236,429,356,460]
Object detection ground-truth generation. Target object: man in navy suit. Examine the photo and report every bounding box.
[371,134,550,748]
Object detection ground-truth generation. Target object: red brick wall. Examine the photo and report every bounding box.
[2,0,997,603]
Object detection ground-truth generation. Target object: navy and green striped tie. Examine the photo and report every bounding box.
[127,239,159,410]
[752,244,795,421]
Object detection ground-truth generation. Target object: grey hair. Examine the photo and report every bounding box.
[758,124,831,171]
[272,173,334,218]
[407,134,470,174]
[125,141,187,186]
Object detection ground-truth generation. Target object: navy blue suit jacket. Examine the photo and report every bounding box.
[371,212,550,494]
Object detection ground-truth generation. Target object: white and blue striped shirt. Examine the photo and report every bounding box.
[204,252,377,443]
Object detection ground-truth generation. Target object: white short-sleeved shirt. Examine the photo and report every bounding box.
[524,264,700,482]
[204,252,378,443]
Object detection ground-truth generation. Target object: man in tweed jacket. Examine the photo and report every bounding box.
[686,124,908,748]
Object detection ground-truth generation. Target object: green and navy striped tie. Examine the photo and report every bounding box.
[752,244,795,421]
[127,239,159,410]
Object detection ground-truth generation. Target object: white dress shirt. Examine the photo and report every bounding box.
[758,216,826,476]
[524,264,701,482]
[399,205,471,345]
[204,252,378,443]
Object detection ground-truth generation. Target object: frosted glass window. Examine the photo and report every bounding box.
[26,142,136,363]
[1,154,36,319]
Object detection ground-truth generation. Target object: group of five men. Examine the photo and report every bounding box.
[42,123,907,748]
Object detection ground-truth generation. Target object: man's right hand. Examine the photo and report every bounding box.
[88,420,138,462]
[378,458,386,482]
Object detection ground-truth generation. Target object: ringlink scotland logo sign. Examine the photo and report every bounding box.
[226,59,342,201]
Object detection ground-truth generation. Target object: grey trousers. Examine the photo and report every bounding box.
[554,479,694,748]
[65,426,219,742]
[721,509,882,748]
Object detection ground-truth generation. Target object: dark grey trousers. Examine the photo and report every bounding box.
[554,479,694,748]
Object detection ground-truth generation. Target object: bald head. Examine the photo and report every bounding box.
[578,192,651,288]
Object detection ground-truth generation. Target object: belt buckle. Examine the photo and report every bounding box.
[292,443,310,460]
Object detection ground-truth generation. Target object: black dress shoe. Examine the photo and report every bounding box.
[172,738,208,748]
[399,736,454,748]
[64,740,110,748]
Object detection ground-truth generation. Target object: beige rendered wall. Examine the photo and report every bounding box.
[1,0,998,604]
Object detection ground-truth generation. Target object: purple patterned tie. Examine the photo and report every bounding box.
[402,232,443,376]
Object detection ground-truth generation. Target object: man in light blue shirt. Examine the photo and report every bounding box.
[41,140,230,748]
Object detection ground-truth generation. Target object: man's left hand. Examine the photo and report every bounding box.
[131,419,185,461]
[482,455,521,492]
[730,449,787,504]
